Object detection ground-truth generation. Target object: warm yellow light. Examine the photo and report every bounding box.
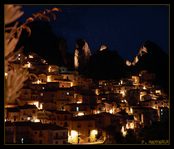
[33,101,39,109]
[100,45,107,51]
[47,76,52,82]
[5,73,8,79]
[130,108,133,114]
[109,109,113,114]
[36,80,41,84]
[71,130,78,137]
[40,103,43,110]
[27,62,31,68]
[126,122,134,129]
[68,130,78,144]
[29,55,34,58]
[143,86,146,90]
[155,90,161,95]
[132,76,139,85]
[70,82,73,87]
[94,110,100,114]
[91,130,98,135]
[126,60,131,66]
[120,90,126,97]
[27,117,31,120]
[33,118,40,122]
[121,126,127,137]
[97,110,100,114]
[48,66,51,72]
[129,122,134,129]
[90,129,98,142]
[140,91,146,101]
[77,112,84,116]
[95,89,100,95]
[152,105,158,109]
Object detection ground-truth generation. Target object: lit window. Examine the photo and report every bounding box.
[5,73,8,79]
[48,66,51,72]
[21,138,24,144]
[27,117,31,120]
[77,112,84,116]
[47,76,52,82]
[43,60,46,63]
[156,90,161,95]
[27,62,31,68]
[121,126,127,137]
[76,107,79,111]
[29,55,34,58]
[37,80,41,84]
[77,101,82,104]
[143,86,146,90]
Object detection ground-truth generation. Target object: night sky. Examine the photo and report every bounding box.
[21,4,169,61]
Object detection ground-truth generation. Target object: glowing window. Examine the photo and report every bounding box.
[21,138,24,144]
[76,107,79,111]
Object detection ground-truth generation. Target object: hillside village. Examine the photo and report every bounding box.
[5,51,169,144]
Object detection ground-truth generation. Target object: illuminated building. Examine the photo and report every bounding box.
[5,104,38,122]
[64,103,92,116]
[48,65,59,73]
[132,76,140,85]
[54,111,73,128]
[5,122,68,144]
[121,126,127,137]
[68,115,98,144]
[132,106,159,127]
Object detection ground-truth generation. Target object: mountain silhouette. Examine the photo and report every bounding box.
[86,46,128,80]
[129,40,169,91]
[16,21,72,67]
[16,22,169,92]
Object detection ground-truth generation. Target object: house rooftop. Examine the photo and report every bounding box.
[6,107,20,112]
[71,115,95,121]
[19,104,37,109]
[5,121,67,131]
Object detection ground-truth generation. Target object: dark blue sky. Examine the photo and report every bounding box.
[21,5,169,60]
